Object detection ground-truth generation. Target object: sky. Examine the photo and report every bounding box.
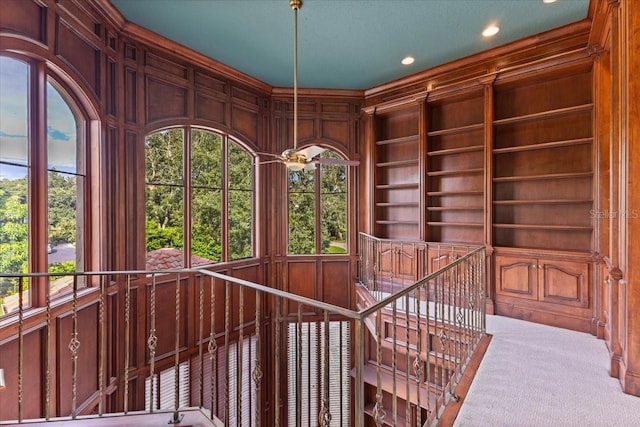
[0,56,78,180]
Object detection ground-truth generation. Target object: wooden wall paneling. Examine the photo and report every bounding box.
[145,76,188,124]
[0,330,44,420]
[56,303,99,416]
[0,0,46,44]
[285,260,317,317]
[320,259,351,308]
[56,17,101,100]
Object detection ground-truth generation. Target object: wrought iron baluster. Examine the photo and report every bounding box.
[198,274,204,408]
[224,281,231,424]
[414,287,423,427]
[69,276,80,419]
[252,289,263,427]
[45,276,51,420]
[238,285,244,427]
[208,276,218,420]
[318,311,332,426]
[124,274,130,414]
[404,294,410,425]
[170,273,183,424]
[392,300,397,426]
[274,296,282,427]
[148,274,158,412]
[18,277,24,423]
[296,305,302,427]
[374,308,385,427]
[98,275,105,416]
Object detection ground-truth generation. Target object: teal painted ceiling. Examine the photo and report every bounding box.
[109,0,590,90]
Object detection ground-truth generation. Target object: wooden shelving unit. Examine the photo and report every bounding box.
[426,90,484,244]
[491,64,595,332]
[492,68,593,253]
[373,107,421,239]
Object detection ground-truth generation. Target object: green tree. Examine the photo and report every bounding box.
[145,129,185,252]
[48,171,77,245]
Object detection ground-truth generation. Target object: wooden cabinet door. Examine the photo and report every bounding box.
[539,259,590,308]
[495,255,538,300]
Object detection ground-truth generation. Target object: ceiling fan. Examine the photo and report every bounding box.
[258,0,359,171]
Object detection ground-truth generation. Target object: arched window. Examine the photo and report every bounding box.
[145,127,254,269]
[288,148,349,255]
[0,55,91,315]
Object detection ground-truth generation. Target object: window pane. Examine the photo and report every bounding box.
[320,153,347,254]
[288,168,315,254]
[192,187,221,264]
[0,164,28,315]
[191,129,222,265]
[47,80,82,298]
[145,129,184,269]
[0,57,29,315]
[0,57,28,166]
[228,142,253,260]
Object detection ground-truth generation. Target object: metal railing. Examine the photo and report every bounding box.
[0,242,485,426]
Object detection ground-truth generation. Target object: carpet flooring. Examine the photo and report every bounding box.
[454,315,640,427]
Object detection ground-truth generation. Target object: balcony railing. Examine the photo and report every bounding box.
[0,240,486,426]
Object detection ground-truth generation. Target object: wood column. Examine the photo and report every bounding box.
[620,0,640,396]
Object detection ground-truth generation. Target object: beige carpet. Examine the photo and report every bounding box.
[454,315,640,426]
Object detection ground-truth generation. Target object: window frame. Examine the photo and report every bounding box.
[144,125,257,268]
[286,145,351,256]
[0,53,99,311]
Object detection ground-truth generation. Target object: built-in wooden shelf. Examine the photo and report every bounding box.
[493,137,593,154]
[427,190,483,196]
[376,183,420,190]
[427,222,483,228]
[376,220,420,225]
[376,159,419,168]
[427,123,483,137]
[493,172,593,182]
[428,168,483,177]
[376,135,419,146]
[493,199,593,205]
[428,145,484,157]
[427,206,483,211]
[493,223,592,231]
[493,104,593,126]
[376,202,420,207]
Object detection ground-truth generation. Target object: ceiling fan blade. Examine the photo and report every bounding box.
[303,162,316,171]
[295,145,325,160]
[314,157,360,166]
[256,151,284,159]
[257,159,283,165]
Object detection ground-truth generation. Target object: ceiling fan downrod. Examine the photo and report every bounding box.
[291,0,301,151]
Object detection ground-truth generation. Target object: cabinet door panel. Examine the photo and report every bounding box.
[540,260,589,307]
[495,256,537,300]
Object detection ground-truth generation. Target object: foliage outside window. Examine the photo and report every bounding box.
[145,127,254,268]
[288,149,348,255]
[0,56,85,315]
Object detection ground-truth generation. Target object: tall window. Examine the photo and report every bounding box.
[288,149,348,255]
[145,127,254,268]
[0,55,87,315]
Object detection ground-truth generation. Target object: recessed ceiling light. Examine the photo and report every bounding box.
[401,56,415,65]
[543,0,557,3]
[482,24,500,37]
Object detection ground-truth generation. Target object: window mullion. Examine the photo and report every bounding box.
[184,127,192,267]
[315,167,322,254]
[221,135,229,262]
[30,61,48,306]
